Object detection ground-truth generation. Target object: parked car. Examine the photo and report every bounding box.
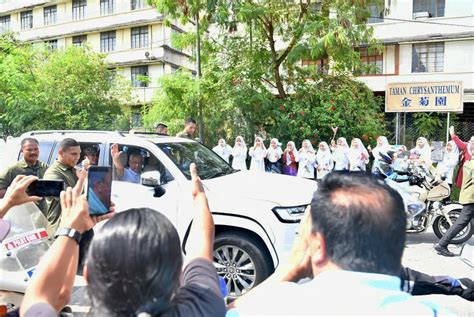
[2,131,316,297]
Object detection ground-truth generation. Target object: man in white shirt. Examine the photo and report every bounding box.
[229,172,445,316]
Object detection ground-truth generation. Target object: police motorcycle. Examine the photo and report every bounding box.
[0,202,52,312]
[378,160,473,244]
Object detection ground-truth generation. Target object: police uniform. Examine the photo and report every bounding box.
[0,159,49,213]
[0,159,49,190]
[43,160,78,233]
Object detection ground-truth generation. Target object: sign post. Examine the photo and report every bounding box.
[386,81,463,113]
[446,112,450,143]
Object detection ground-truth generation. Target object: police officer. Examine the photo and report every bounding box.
[0,138,48,199]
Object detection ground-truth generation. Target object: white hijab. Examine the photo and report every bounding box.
[267,138,283,156]
[444,140,460,162]
[299,139,315,154]
[233,136,247,151]
[411,137,431,160]
[349,138,369,161]
[316,141,331,162]
[252,136,266,151]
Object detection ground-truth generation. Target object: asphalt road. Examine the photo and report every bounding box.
[403,228,474,316]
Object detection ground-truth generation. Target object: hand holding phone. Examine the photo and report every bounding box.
[27,180,65,197]
[87,166,112,216]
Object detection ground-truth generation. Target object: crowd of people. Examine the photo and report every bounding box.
[0,167,472,316]
[210,128,459,183]
[0,121,472,315]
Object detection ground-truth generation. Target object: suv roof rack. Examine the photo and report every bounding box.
[21,130,127,137]
[128,131,168,136]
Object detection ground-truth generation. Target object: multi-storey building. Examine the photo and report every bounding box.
[357,0,474,142]
[0,0,194,126]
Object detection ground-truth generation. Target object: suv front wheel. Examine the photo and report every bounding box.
[213,233,273,299]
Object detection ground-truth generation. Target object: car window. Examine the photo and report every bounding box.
[110,144,173,184]
[38,141,54,163]
[157,142,235,180]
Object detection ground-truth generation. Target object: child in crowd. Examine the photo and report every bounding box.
[232,136,248,171]
[249,137,267,172]
[297,140,316,179]
[266,138,283,174]
[315,141,334,180]
[282,141,299,176]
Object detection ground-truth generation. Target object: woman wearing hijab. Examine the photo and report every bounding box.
[331,137,350,171]
[296,140,316,179]
[436,141,460,186]
[370,136,392,174]
[249,137,267,172]
[348,138,369,171]
[410,137,432,167]
[212,139,233,163]
[232,136,248,171]
[266,138,283,174]
[315,141,334,180]
[282,141,299,176]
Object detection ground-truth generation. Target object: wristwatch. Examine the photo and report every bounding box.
[54,228,82,245]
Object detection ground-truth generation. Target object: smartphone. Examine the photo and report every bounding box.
[27,180,64,197]
[87,166,112,216]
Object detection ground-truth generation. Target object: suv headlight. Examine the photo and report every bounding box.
[272,205,307,223]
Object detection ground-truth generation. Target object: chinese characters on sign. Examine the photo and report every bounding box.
[385,81,463,113]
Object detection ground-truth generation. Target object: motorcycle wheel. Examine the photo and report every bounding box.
[433,209,473,244]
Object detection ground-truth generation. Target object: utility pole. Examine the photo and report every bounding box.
[195,12,203,141]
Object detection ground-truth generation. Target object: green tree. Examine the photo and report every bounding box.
[145,0,385,145]
[0,34,131,136]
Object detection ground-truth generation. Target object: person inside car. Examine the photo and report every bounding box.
[111,144,144,184]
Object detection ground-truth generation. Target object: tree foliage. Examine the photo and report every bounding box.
[145,0,386,145]
[0,34,131,137]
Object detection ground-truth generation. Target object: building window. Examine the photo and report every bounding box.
[0,15,10,32]
[413,0,445,18]
[72,0,87,20]
[72,35,87,47]
[100,31,116,52]
[21,11,33,30]
[43,6,57,25]
[100,0,115,16]
[367,4,384,23]
[412,42,444,73]
[131,0,146,10]
[131,66,149,87]
[131,26,149,49]
[45,39,58,51]
[301,59,328,74]
[359,48,383,75]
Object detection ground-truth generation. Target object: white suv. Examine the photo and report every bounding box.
[3,131,316,297]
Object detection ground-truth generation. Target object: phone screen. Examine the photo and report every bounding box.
[87,166,112,216]
[27,180,64,197]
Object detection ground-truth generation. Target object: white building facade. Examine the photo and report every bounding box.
[356,0,474,142]
[0,0,194,126]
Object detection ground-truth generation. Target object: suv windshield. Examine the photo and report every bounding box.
[157,142,235,180]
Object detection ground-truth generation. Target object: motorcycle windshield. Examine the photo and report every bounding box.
[0,202,51,273]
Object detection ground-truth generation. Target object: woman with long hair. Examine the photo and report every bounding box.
[266,138,283,174]
[348,138,369,171]
[282,141,299,176]
[232,136,248,171]
[315,142,334,180]
[297,140,316,179]
[249,136,267,172]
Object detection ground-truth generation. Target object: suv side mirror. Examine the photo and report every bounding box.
[141,171,161,187]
